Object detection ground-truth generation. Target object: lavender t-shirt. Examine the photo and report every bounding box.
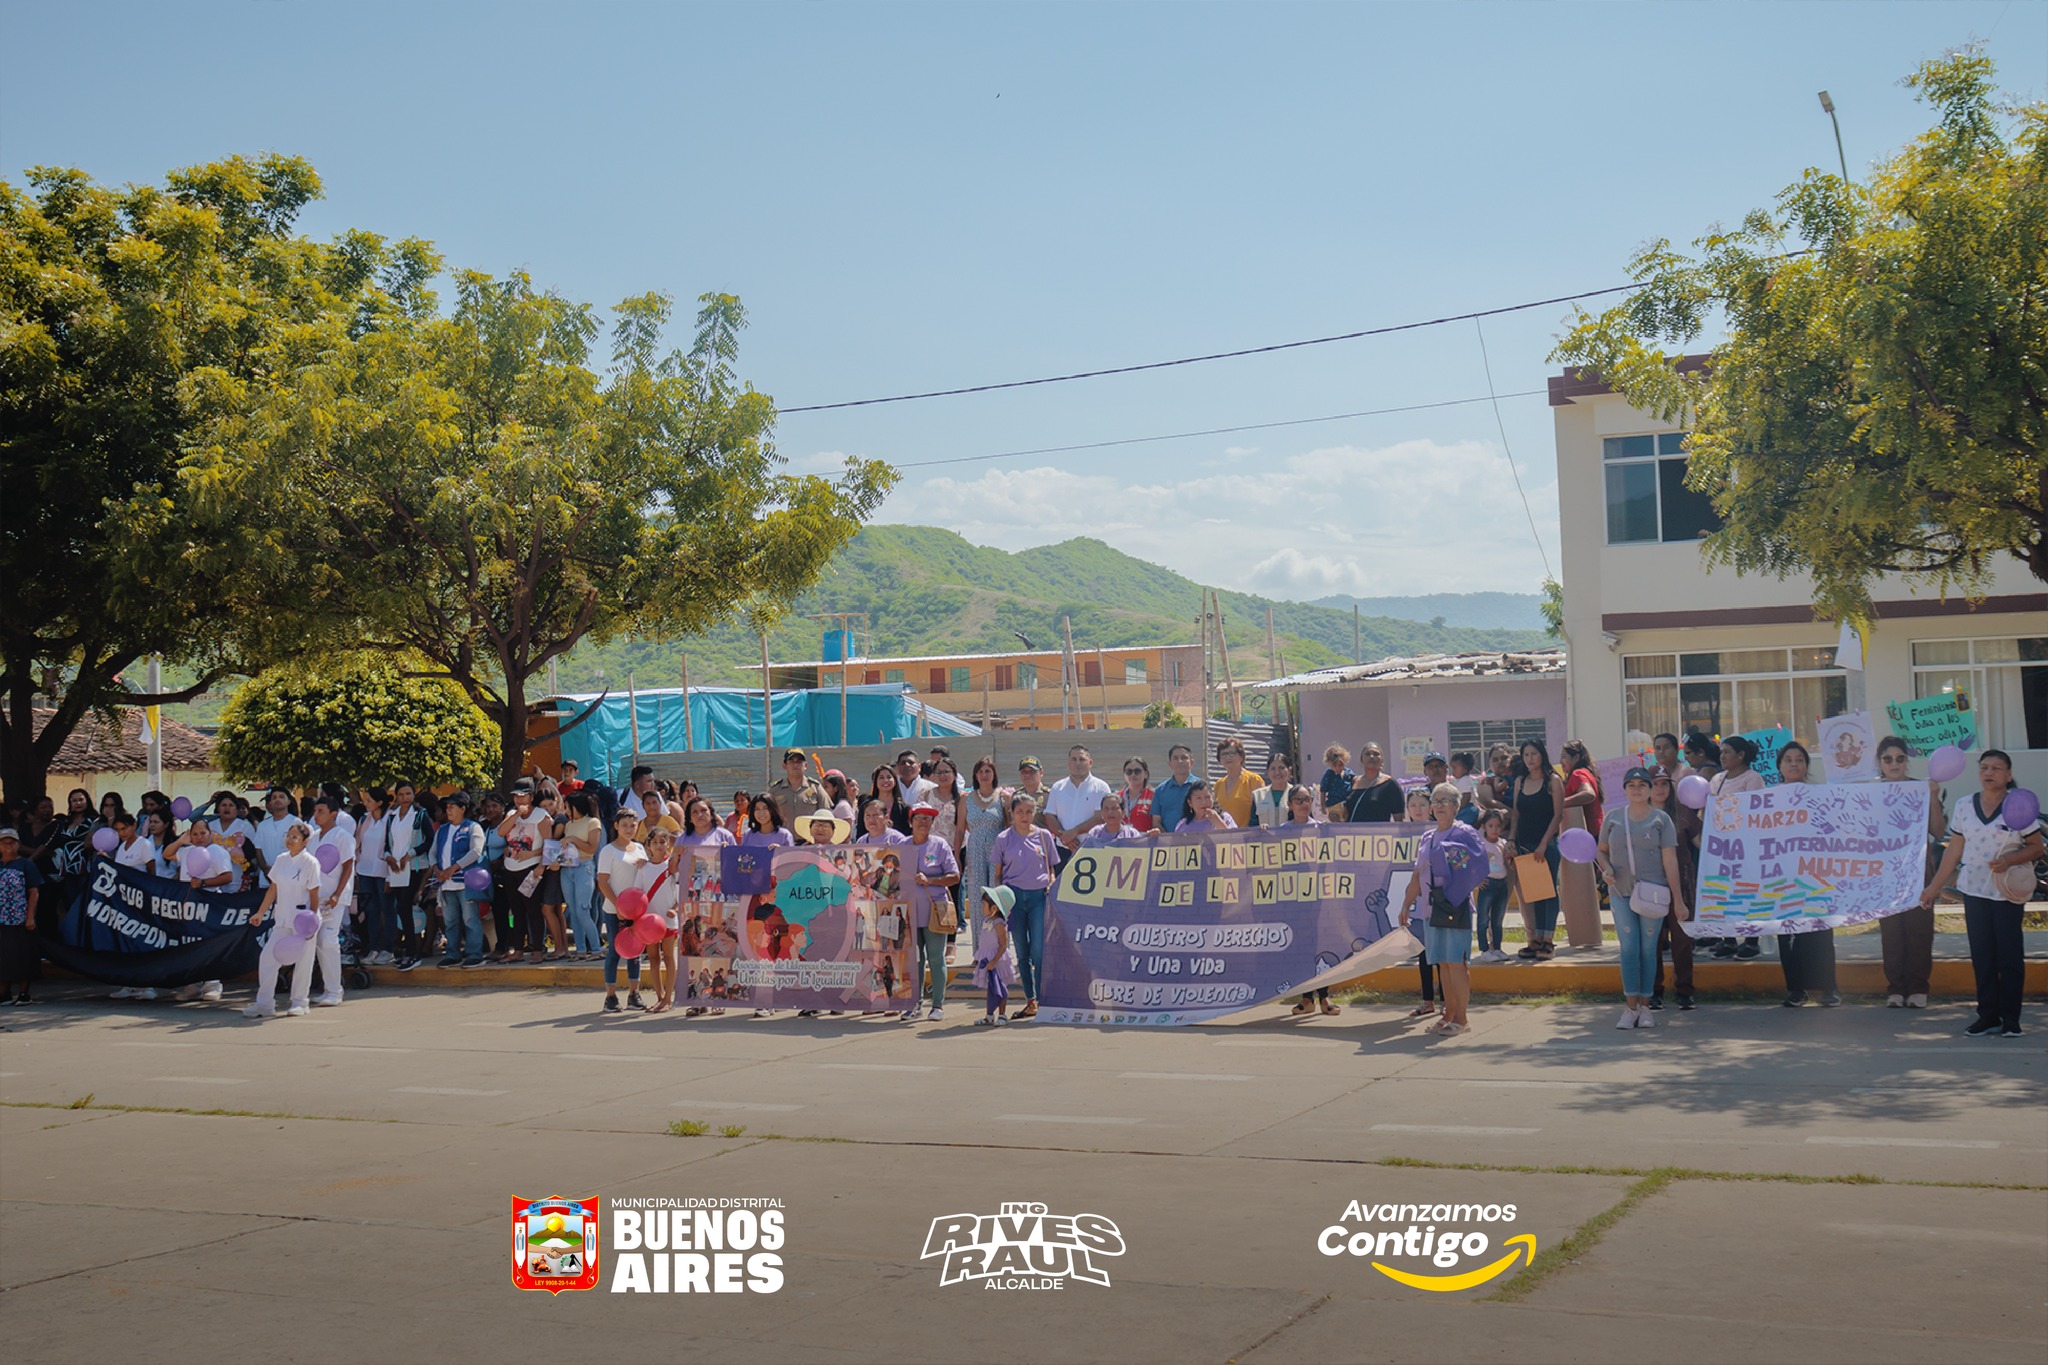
[994,826,1058,890]
[907,837,959,931]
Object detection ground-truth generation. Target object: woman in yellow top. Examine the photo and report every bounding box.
[1212,737,1263,829]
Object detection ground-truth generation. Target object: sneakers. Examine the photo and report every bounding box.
[461,957,484,968]
[753,1008,773,1018]
[1965,1019,2000,1037]
[602,995,621,1013]
[311,992,343,1007]
[110,986,138,1000]
[1886,994,1905,1008]
[901,1008,924,1022]
[626,991,645,1010]
[1710,942,1737,959]
[2000,1023,2024,1038]
[929,1008,945,1022]
[1906,994,1927,1009]
[284,1003,310,1017]
[1734,942,1760,959]
[1647,995,1665,1011]
[243,1002,276,1018]
[7,992,31,1006]
[397,957,419,972]
[1515,943,1540,961]
[1616,1006,1640,1030]
[1819,993,1841,1008]
[200,981,223,1002]
[174,983,202,1002]
[1783,993,1807,1008]
[437,955,461,968]
[1676,993,1695,1011]
[1634,1008,1655,1029]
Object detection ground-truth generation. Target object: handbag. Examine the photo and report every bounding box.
[1622,815,1671,918]
[1426,884,1469,930]
[923,845,959,933]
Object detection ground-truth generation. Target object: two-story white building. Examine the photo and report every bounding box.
[1550,360,2048,791]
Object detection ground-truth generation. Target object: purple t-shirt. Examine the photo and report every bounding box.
[1176,813,1239,834]
[741,828,794,850]
[678,826,737,850]
[907,837,959,931]
[1079,823,1144,848]
[854,830,909,847]
[994,826,1058,890]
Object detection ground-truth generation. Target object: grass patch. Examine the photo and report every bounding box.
[718,1124,748,1139]
[1484,1169,1677,1303]
[667,1119,709,1137]
[67,1093,94,1109]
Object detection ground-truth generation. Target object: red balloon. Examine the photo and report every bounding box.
[637,917,670,945]
[615,888,649,920]
[613,925,642,958]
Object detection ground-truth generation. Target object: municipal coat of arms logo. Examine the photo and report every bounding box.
[512,1196,602,1293]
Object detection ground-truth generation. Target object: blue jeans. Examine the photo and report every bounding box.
[440,889,483,960]
[603,910,640,988]
[1518,844,1562,937]
[560,862,601,954]
[1008,886,1047,1000]
[1612,893,1662,997]
[357,880,392,955]
[1475,877,1509,952]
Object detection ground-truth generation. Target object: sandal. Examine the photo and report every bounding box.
[1319,1001,1342,1016]
[1291,1000,1316,1016]
[1408,1003,1437,1018]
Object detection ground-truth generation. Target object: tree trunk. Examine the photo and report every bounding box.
[498,669,530,791]
[1,649,46,807]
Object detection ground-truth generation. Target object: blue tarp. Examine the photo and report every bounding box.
[546,685,980,786]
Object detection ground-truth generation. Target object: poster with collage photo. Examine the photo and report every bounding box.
[675,844,915,1012]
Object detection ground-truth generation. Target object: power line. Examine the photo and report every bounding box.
[1474,318,1555,583]
[781,284,1634,413]
[888,389,1547,470]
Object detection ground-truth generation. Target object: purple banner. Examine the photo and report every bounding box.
[1037,826,1426,1026]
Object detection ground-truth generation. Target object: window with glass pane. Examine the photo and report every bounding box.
[1124,660,1147,685]
[1017,663,1038,689]
[1680,681,1729,736]
[1735,678,1792,732]
[1623,654,1676,679]
[1605,463,1659,543]
[1911,641,1971,665]
[1604,435,1656,460]
[1680,653,1721,677]
[1625,683,1680,740]
[1792,676,1848,739]
[1914,670,1970,701]
[1657,432,1687,456]
[1719,650,1789,675]
[884,669,905,685]
[950,667,972,692]
[1658,457,1720,541]
[1790,648,1838,672]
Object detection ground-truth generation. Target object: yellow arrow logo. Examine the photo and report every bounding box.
[1372,1234,1537,1292]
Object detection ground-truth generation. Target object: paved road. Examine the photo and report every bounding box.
[3,984,2044,1364]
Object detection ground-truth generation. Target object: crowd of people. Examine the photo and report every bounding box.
[0,730,2034,1036]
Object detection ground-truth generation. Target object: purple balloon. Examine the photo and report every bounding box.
[292,909,320,939]
[267,931,307,965]
[1557,827,1599,864]
[1927,745,1968,783]
[180,846,211,878]
[463,865,493,892]
[1677,774,1711,810]
[91,827,119,854]
[315,843,341,873]
[2002,788,2041,831]
[169,796,192,820]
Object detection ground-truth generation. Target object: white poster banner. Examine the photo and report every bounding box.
[1688,782,1930,936]
[1816,711,1879,784]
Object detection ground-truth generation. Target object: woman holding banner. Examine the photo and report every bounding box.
[1878,735,1939,1007]
[1773,742,1839,1007]
[1921,749,2044,1038]
[1708,737,1766,960]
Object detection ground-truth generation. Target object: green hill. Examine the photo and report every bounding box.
[552,526,1553,694]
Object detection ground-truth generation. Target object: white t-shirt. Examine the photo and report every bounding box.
[204,817,257,893]
[900,775,937,808]
[635,859,682,930]
[382,805,426,884]
[595,841,648,911]
[270,848,322,914]
[314,824,356,901]
[356,809,388,880]
[114,836,157,872]
[1950,794,2044,901]
[1044,774,1113,833]
[254,813,297,885]
[504,808,549,872]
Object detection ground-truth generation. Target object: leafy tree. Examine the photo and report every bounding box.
[214,654,500,791]
[0,156,428,803]
[1142,700,1189,728]
[196,274,894,787]
[1553,50,2046,624]
[1539,577,1564,641]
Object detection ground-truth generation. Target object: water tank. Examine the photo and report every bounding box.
[822,629,853,662]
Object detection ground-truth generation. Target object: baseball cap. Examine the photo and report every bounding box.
[783,748,807,763]
[1624,766,1657,786]
[1424,752,1448,765]
[1018,756,1042,771]
[0,828,17,841]
[909,803,939,819]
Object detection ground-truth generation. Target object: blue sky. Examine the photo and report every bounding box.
[8,1,2041,598]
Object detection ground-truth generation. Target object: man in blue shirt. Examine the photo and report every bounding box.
[1151,743,1197,833]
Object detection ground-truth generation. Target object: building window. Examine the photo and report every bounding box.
[1623,648,1846,743]
[883,669,904,685]
[1603,432,1720,545]
[1018,662,1038,690]
[950,666,972,693]
[1171,660,1182,687]
[994,665,1014,691]
[1082,660,1102,687]
[928,668,948,694]
[1446,719,1549,755]
[1911,637,2048,749]
[865,670,882,685]
[1125,659,1147,685]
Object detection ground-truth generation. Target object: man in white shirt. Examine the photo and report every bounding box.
[308,795,354,1007]
[1042,745,1113,851]
[382,780,429,966]
[894,750,935,807]
[252,787,298,887]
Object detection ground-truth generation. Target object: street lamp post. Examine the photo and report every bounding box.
[1817,91,1849,182]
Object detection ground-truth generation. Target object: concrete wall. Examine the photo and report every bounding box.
[54,769,230,808]
[1297,675,1566,779]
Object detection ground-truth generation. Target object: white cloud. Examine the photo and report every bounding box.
[875,437,1559,598]
[790,449,856,476]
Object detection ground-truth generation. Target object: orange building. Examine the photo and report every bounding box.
[751,644,1206,730]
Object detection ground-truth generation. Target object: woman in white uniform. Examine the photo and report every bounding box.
[245,821,320,1018]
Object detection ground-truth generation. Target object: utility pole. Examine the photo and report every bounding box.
[1353,605,1361,664]
[679,654,693,752]
[1060,616,1078,730]
[1266,605,1278,684]
[1215,592,1239,722]
[760,632,775,789]
[627,670,641,760]
[1197,601,1211,723]
[1095,646,1110,729]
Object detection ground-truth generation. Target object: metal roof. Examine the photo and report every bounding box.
[1253,648,1567,691]
[743,645,1191,671]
